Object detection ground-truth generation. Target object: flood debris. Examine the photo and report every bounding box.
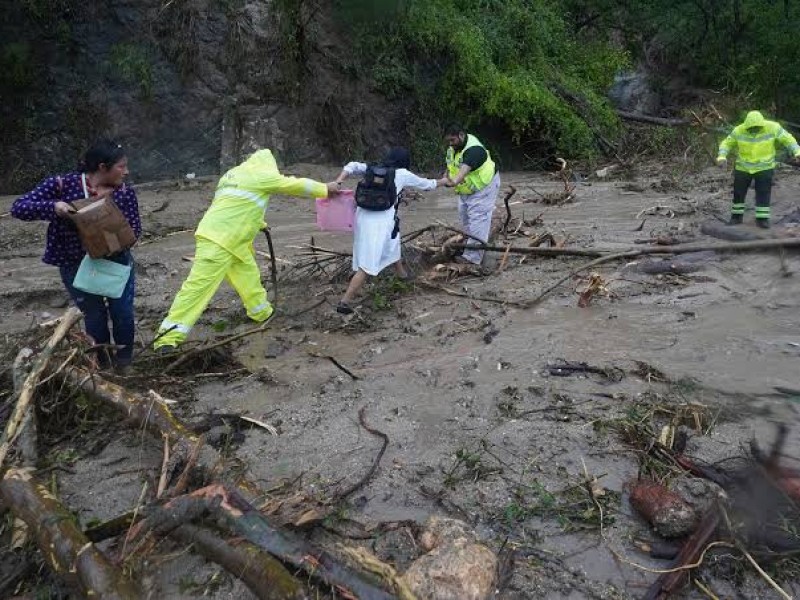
[0,312,403,599]
[547,360,625,382]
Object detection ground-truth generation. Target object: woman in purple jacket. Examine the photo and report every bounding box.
[12,139,141,372]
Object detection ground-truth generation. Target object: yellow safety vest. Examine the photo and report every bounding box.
[196,149,328,262]
[718,111,800,174]
[446,134,496,195]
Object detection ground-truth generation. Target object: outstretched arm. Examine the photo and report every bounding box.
[448,164,473,186]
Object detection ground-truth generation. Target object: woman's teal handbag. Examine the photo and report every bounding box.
[72,255,131,299]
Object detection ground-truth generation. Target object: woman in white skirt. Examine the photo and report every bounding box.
[334,147,449,314]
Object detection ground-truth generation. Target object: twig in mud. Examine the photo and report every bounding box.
[612,540,735,575]
[401,225,436,243]
[502,186,518,233]
[434,220,488,246]
[168,436,205,498]
[156,437,170,499]
[418,280,527,307]
[163,313,276,374]
[694,578,721,600]
[739,544,793,600]
[307,351,360,380]
[336,407,390,501]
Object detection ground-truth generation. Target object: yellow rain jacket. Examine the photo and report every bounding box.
[196,149,328,261]
[718,111,800,174]
[154,150,329,349]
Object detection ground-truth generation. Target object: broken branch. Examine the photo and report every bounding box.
[0,468,140,599]
[0,307,82,467]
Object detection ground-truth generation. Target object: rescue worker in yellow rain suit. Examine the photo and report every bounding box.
[154,149,339,351]
[717,110,800,228]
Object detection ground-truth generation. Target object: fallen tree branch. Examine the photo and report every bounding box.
[502,186,518,233]
[336,407,389,501]
[0,468,140,599]
[0,307,82,467]
[192,484,396,600]
[616,110,692,127]
[642,508,721,600]
[521,237,800,309]
[56,369,394,597]
[169,523,308,600]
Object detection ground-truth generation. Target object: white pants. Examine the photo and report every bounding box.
[457,173,500,264]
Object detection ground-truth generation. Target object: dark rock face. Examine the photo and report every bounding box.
[1,0,403,192]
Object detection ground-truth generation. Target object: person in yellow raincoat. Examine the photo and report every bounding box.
[717,110,800,228]
[154,149,339,351]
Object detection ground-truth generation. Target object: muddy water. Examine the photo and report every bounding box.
[2,166,800,598]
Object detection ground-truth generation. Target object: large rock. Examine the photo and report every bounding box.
[608,67,661,115]
[400,517,496,600]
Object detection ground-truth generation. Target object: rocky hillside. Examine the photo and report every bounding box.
[0,0,405,191]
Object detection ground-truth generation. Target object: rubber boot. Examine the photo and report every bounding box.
[756,219,770,229]
[728,214,743,226]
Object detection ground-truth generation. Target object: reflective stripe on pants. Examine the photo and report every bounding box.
[154,238,272,348]
[732,169,773,219]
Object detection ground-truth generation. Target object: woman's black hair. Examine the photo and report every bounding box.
[80,138,126,172]
[382,147,410,169]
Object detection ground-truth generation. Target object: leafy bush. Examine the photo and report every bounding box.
[336,0,628,162]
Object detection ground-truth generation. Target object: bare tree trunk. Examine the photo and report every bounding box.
[169,523,308,600]
[0,468,140,599]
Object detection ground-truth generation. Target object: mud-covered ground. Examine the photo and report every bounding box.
[1,164,799,599]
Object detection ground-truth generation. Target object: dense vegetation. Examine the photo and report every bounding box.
[334,0,800,165]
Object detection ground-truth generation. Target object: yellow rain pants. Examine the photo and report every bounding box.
[154,238,272,348]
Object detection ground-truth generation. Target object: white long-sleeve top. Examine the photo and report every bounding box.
[342,162,437,276]
[342,162,438,195]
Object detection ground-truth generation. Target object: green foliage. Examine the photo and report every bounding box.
[339,0,627,160]
[565,0,800,118]
[109,43,154,99]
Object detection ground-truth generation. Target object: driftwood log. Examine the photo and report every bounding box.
[169,524,308,600]
[615,110,692,127]
[57,368,397,599]
[0,468,140,599]
[191,484,396,600]
[124,494,307,600]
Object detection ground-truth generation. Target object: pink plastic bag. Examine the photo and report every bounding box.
[315,190,355,233]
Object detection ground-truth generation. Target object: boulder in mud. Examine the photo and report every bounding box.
[629,480,698,538]
[401,516,497,600]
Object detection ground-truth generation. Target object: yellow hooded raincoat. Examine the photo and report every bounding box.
[155,150,328,348]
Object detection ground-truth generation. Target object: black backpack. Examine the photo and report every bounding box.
[355,165,399,211]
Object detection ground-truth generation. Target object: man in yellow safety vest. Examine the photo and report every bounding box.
[154,149,339,351]
[717,110,800,228]
[443,124,501,264]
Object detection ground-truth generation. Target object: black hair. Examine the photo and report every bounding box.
[80,138,126,173]
[382,147,411,169]
[444,123,465,136]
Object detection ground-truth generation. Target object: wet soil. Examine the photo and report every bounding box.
[1,164,799,598]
